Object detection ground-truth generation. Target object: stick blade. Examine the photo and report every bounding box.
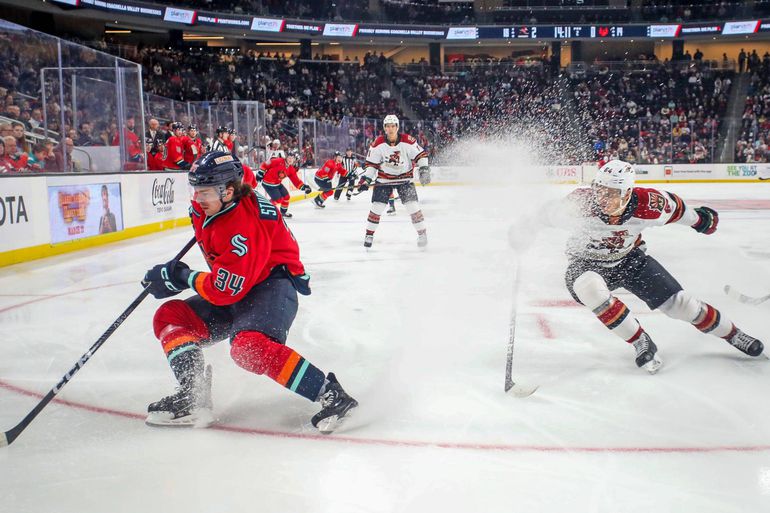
[506,382,539,398]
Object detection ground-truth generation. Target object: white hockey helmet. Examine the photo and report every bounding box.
[383,114,399,128]
[272,139,281,146]
[593,159,635,195]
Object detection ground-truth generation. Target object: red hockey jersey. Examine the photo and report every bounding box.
[258,158,304,188]
[165,135,187,169]
[315,159,348,181]
[183,136,203,164]
[187,192,305,306]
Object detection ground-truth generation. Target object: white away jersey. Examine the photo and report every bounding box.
[563,187,700,263]
[364,133,428,183]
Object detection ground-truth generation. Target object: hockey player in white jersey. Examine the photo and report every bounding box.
[512,160,764,373]
[357,114,431,248]
[266,138,286,162]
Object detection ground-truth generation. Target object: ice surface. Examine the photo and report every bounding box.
[1,183,769,513]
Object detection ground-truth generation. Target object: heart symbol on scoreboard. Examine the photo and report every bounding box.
[598,27,609,37]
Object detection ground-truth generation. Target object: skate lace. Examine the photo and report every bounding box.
[730,330,754,351]
[633,335,650,356]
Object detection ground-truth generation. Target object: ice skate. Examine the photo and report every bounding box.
[313,196,325,209]
[417,231,428,249]
[632,332,662,374]
[146,365,214,427]
[386,202,396,215]
[311,373,358,434]
[282,211,293,218]
[364,234,374,248]
[725,328,764,357]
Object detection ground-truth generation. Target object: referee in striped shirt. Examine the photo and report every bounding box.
[335,148,361,200]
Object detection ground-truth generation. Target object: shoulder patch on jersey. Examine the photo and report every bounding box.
[632,188,665,220]
[401,133,416,144]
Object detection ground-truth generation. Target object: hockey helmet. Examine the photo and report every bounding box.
[383,114,399,128]
[170,122,184,131]
[187,124,198,131]
[215,126,229,135]
[333,150,342,157]
[189,151,244,188]
[286,150,300,161]
[592,160,635,214]
[272,138,281,146]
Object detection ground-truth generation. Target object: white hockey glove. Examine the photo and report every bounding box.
[418,166,431,185]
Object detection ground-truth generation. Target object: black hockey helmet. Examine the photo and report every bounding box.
[333,150,342,157]
[170,122,184,131]
[189,151,244,187]
[215,126,229,135]
[187,124,198,131]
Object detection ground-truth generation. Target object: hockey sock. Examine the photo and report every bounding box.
[693,303,737,339]
[230,331,326,401]
[367,201,387,234]
[153,300,210,385]
[593,297,644,342]
[403,201,426,233]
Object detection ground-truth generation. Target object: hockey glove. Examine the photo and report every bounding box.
[300,184,312,194]
[357,177,371,193]
[418,166,431,186]
[692,206,719,235]
[142,261,191,299]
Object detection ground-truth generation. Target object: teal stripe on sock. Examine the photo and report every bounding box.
[289,360,310,392]
[167,344,196,363]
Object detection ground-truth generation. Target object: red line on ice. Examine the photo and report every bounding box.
[2,379,769,454]
[535,314,555,339]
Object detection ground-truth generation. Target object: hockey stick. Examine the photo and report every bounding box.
[723,285,770,306]
[504,261,539,398]
[0,236,197,447]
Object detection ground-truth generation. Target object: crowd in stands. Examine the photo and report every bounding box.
[735,52,770,163]
[570,60,732,165]
[640,1,740,23]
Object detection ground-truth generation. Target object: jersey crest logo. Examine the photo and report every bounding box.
[387,151,401,165]
[230,234,248,256]
[648,192,666,212]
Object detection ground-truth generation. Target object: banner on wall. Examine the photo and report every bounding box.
[48,183,124,243]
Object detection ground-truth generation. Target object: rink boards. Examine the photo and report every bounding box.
[0,163,766,266]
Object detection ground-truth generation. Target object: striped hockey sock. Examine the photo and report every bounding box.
[593,297,644,343]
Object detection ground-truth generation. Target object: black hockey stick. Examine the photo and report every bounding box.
[504,261,539,398]
[723,285,770,306]
[0,236,197,447]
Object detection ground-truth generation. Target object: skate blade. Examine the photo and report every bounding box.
[507,384,539,398]
[641,357,663,375]
[145,408,215,428]
[316,405,357,435]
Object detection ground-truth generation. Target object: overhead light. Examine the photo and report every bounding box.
[255,42,301,46]
[105,30,131,34]
[183,35,225,40]
[329,42,340,45]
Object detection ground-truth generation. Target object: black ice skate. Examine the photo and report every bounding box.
[386,203,396,215]
[364,234,373,248]
[632,332,662,374]
[726,328,764,357]
[146,365,214,427]
[282,211,293,218]
[311,373,358,434]
[314,196,325,209]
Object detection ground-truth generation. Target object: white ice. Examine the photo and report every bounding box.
[1,182,769,513]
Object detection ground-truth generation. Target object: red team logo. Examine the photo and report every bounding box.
[387,151,401,165]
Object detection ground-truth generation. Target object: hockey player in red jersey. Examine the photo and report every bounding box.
[164,122,190,170]
[312,151,348,208]
[145,137,166,171]
[257,151,311,218]
[141,151,357,433]
[183,125,203,165]
[357,114,430,247]
[512,160,764,373]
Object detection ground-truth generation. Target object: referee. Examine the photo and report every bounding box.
[335,148,361,200]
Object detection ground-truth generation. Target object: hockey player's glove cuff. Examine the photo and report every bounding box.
[357,177,371,192]
[418,166,431,185]
[142,261,191,299]
[692,206,718,234]
[300,184,312,194]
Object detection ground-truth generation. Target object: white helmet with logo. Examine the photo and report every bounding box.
[594,159,635,195]
[383,114,399,128]
[272,139,280,146]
